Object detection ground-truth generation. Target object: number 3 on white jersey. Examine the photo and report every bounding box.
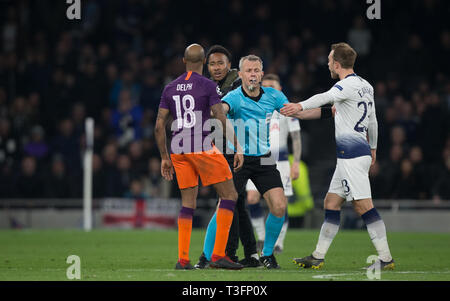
[173,94,196,129]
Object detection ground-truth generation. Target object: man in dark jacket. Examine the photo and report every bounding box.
[194,45,261,268]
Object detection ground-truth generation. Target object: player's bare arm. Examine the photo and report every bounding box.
[154,107,174,181]
[281,91,335,118]
[282,105,336,120]
[290,130,301,180]
[211,102,244,171]
[367,103,378,166]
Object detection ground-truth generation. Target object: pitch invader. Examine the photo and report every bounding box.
[281,42,394,270]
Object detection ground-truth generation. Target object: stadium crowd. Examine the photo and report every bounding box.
[0,0,449,202]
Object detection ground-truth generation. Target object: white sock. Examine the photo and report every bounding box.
[251,216,266,241]
[366,220,393,262]
[312,221,339,260]
[275,222,288,249]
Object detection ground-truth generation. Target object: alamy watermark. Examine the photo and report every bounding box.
[66,255,81,280]
[66,0,81,20]
[366,0,381,20]
[366,255,381,280]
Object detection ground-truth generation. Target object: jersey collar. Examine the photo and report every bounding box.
[241,86,264,102]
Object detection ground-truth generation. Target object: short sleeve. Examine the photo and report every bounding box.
[274,90,289,112]
[222,92,237,116]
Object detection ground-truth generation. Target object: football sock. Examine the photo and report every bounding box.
[262,213,285,256]
[275,211,289,248]
[248,203,265,241]
[312,209,340,260]
[362,208,393,262]
[212,199,236,258]
[203,211,217,261]
[178,206,194,262]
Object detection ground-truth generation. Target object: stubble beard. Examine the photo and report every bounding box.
[330,69,338,79]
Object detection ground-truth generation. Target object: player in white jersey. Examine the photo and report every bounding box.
[281,42,394,270]
[246,74,301,255]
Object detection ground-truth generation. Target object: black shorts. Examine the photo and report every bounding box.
[225,153,283,196]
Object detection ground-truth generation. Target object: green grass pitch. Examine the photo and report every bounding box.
[1,229,449,281]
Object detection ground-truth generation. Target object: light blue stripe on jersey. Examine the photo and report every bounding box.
[336,134,371,159]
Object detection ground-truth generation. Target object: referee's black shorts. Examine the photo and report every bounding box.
[225,152,284,196]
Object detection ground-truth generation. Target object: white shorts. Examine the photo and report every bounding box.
[246,160,293,196]
[328,156,372,202]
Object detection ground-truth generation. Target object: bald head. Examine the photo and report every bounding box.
[184,44,205,64]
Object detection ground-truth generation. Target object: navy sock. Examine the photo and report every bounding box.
[324,209,341,225]
[361,208,381,225]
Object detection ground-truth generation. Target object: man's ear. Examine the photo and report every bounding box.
[182,57,186,64]
[238,70,242,79]
[334,61,341,71]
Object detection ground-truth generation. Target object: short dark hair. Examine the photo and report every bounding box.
[262,74,280,83]
[206,45,232,63]
[331,42,357,69]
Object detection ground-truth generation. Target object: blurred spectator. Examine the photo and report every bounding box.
[70,102,87,139]
[391,158,418,200]
[140,109,155,139]
[417,93,448,163]
[143,157,170,198]
[382,144,404,197]
[408,146,430,199]
[102,142,121,197]
[432,150,450,202]
[2,6,17,52]
[51,118,81,171]
[128,140,147,177]
[140,71,161,112]
[369,161,387,199]
[111,89,143,148]
[390,125,407,148]
[347,16,372,57]
[92,154,106,198]
[115,154,133,197]
[43,155,71,198]
[0,118,20,169]
[110,69,141,108]
[76,59,108,121]
[14,156,43,198]
[124,178,148,200]
[9,96,32,139]
[23,125,49,161]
